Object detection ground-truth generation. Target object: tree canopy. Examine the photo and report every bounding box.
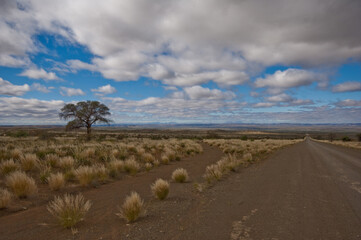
[59,101,112,138]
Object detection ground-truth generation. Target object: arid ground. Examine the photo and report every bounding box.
[0,136,360,240]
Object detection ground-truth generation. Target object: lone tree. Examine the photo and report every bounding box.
[59,101,111,139]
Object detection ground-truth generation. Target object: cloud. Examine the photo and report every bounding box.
[91,84,116,96]
[0,96,64,124]
[2,0,359,87]
[60,87,85,96]
[0,77,30,96]
[255,68,327,93]
[19,68,60,81]
[183,86,236,100]
[332,81,361,93]
[266,93,293,102]
[31,83,53,93]
[252,102,276,108]
[335,99,361,107]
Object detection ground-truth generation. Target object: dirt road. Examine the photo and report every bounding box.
[0,139,360,239]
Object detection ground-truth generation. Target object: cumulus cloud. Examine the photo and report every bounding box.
[19,68,60,81]
[60,87,85,96]
[31,83,53,93]
[252,102,276,108]
[91,84,116,96]
[0,77,30,96]
[332,81,361,93]
[183,86,236,100]
[335,99,361,107]
[0,97,64,124]
[255,68,327,93]
[2,0,359,86]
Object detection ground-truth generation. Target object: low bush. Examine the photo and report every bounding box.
[172,168,189,183]
[0,188,12,209]
[47,193,92,228]
[117,192,145,223]
[6,171,37,198]
[48,173,66,191]
[151,179,169,200]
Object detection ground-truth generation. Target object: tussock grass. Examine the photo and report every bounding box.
[145,163,152,171]
[108,160,124,178]
[203,165,222,183]
[0,188,12,209]
[47,193,92,228]
[117,192,145,223]
[0,159,19,175]
[45,154,60,168]
[10,149,22,160]
[160,155,169,165]
[58,156,74,170]
[94,164,108,183]
[172,168,189,183]
[48,173,66,191]
[6,171,37,198]
[143,153,155,164]
[74,166,95,186]
[124,158,140,175]
[20,154,38,171]
[151,179,169,200]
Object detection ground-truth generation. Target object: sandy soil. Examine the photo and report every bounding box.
[1,139,360,240]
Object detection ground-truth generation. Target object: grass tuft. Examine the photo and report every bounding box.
[172,168,189,183]
[151,178,170,200]
[20,154,38,171]
[117,191,145,223]
[0,159,19,175]
[47,193,92,228]
[48,172,66,191]
[74,166,95,186]
[6,171,37,198]
[0,188,12,209]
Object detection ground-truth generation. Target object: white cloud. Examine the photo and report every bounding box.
[19,68,60,81]
[0,77,30,96]
[31,83,53,93]
[183,86,236,100]
[91,84,116,96]
[252,102,275,108]
[255,68,327,93]
[0,96,64,124]
[332,81,361,93]
[335,99,361,107]
[266,93,293,102]
[66,59,97,72]
[60,87,85,96]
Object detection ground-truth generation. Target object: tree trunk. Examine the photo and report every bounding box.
[86,126,91,140]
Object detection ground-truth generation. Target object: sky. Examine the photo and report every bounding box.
[0,0,361,125]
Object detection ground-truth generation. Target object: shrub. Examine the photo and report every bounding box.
[74,166,95,186]
[124,158,140,175]
[48,173,66,191]
[117,191,145,223]
[0,159,19,175]
[58,156,75,170]
[20,154,38,171]
[6,171,37,198]
[47,193,92,228]
[0,188,12,209]
[145,163,152,172]
[172,168,189,183]
[108,160,124,178]
[203,165,222,183]
[160,155,169,165]
[151,179,169,200]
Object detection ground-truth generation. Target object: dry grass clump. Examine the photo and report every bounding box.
[124,158,140,175]
[151,179,169,200]
[48,173,66,191]
[47,193,92,228]
[20,154,38,171]
[145,163,152,171]
[0,188,12,209]
[45,154,60,168]
[10,149,22,160]
[57,156,74,170]
[172,168,189,183]
[143,153,155,164]
[6,171,37,198]
[108,160,124,178]
[74,166,95,186]
[0,159,19,175]
[203,165,222,183]
[160,155,169,165]
[117,191,145,223]
[94,164,108,182]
